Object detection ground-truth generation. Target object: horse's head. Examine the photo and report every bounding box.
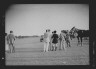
[61,30,68,34]
[69,27,79,37]
[70,27,75,34]
[70,26,79,33]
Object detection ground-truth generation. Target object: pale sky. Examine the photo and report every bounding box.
[5,4,89,36]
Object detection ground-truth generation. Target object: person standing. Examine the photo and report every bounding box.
[49,31,54,51]
[51,30,59,51]
[59,31,66,51]
[43,29,51,52]
[7,31,16,53]
[65,30,71,47]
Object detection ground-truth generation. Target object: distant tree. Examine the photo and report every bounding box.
[18,35,22,39]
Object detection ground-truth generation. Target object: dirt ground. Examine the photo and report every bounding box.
[5,37,89,65]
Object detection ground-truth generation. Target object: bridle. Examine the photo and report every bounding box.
[70,27,79,35]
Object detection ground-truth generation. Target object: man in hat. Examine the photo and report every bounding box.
[7,31,16,53]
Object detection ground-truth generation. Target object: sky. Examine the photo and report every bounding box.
[5,4,89,36]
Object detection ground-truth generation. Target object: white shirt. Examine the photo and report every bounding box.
[44,32,51,42]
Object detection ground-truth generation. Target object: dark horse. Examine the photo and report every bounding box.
[69,26,89,46]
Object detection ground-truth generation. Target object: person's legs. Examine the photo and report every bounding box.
[64,41,66,51]
[52,44,55,51]
[52,43,54,51]
[7,41,11,53]
[9,44,12,53]
[62,40,66,51]
[54,44,56,51]
[55,44,57,51]
[68,40,71,47]
[44,42,46,52]
[50,42,52,51]
[49,42,51,51]
[46,42,49,52]
[51,41,53,51]
[61,40,63,50]
[10,41,15,53]
[50,40,52,51]
[8,41,14,53]
[12,43,15,53]
[66,40,68,47]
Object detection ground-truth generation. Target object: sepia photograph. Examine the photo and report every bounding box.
[5,4,89,65]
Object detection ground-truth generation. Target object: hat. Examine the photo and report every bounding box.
[10,31,13,33]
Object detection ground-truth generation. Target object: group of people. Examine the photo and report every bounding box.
[5,29,71,53]
[43,29,71,52]
[5,31,16,53]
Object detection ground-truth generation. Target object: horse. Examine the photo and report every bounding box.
[69,26,89,46]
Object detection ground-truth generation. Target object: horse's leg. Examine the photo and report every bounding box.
[54,44,55,51]
[77,36,80,46]
[70,35,72,40]
[59,40,61,50]
[80,37,83,46]
[67,36,71,47]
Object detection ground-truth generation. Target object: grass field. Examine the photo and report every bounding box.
[5,37,89,65]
